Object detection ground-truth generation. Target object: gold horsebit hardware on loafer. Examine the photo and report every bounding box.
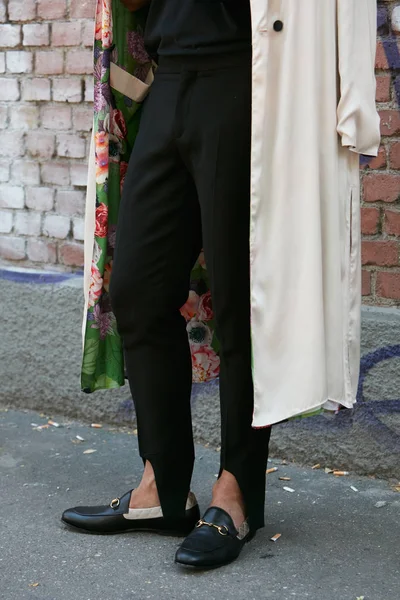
[196,519,229,536]
[110,498,120,509]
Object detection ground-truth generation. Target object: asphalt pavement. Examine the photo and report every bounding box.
[1,408,399,600]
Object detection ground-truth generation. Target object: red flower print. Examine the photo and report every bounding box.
[95,203,108,238]
[197,290,213,321]
[111,109,128,140]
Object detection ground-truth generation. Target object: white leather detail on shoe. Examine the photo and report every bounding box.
[123,505,163,520]
[123,492,198,520]
[186,491,198,510]
[236,520,250,540]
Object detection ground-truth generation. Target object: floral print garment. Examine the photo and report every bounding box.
[81,0,220,393]
[82,0,330,424]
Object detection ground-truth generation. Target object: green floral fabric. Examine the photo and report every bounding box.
[81,0,220,393]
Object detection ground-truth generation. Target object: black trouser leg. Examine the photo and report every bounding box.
[110,74,202,520]
[110,56,271,529]
[177,59,271,531]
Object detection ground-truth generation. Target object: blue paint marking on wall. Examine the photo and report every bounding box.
[383,37,400,106]
[117,398,134,421]
[0,268,83,285]
[357,345,400,403]
[118,345,400,422]
[116,379,221,422]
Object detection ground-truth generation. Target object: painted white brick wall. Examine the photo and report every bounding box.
[0,0,95,268]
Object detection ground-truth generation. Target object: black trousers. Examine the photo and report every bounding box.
[110,53,271,531]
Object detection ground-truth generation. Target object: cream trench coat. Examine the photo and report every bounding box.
[83,0,380,428]
[248,0,380,426]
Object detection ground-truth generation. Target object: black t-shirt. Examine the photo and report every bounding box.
[144,0,252,58]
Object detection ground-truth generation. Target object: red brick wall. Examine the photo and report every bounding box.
[0,0,399,309]
[362,1,400,306]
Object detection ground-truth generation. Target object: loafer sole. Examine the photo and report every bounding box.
[175,557,236,570]
[61,518,195,537]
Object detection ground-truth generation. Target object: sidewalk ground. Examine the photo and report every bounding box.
[1,408,399,600]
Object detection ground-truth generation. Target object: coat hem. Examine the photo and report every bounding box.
[251,397,355,429]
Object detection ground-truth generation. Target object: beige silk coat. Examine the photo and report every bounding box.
[84,0,380,428]
[248,0,380,426]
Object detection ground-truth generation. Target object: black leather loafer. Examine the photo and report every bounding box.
[61,490,200,536]
[175,506,255,569]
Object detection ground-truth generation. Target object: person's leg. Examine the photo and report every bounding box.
[183,61,271,532]
[110,73,202,521]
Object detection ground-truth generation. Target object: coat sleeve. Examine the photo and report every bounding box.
[336,0,381,156]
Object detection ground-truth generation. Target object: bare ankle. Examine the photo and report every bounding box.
[129,461,160,508]
[129,483,160,509]
[139,461,158,491]
[211,470,246,527]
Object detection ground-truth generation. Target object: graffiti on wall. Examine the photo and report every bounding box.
[378,8,400,106]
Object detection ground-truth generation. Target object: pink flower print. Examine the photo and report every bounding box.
[191,345,220,383]
[95,131,109,184]
[95,0,113,49]
[88,263,103,308]
[180,291,200,321]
